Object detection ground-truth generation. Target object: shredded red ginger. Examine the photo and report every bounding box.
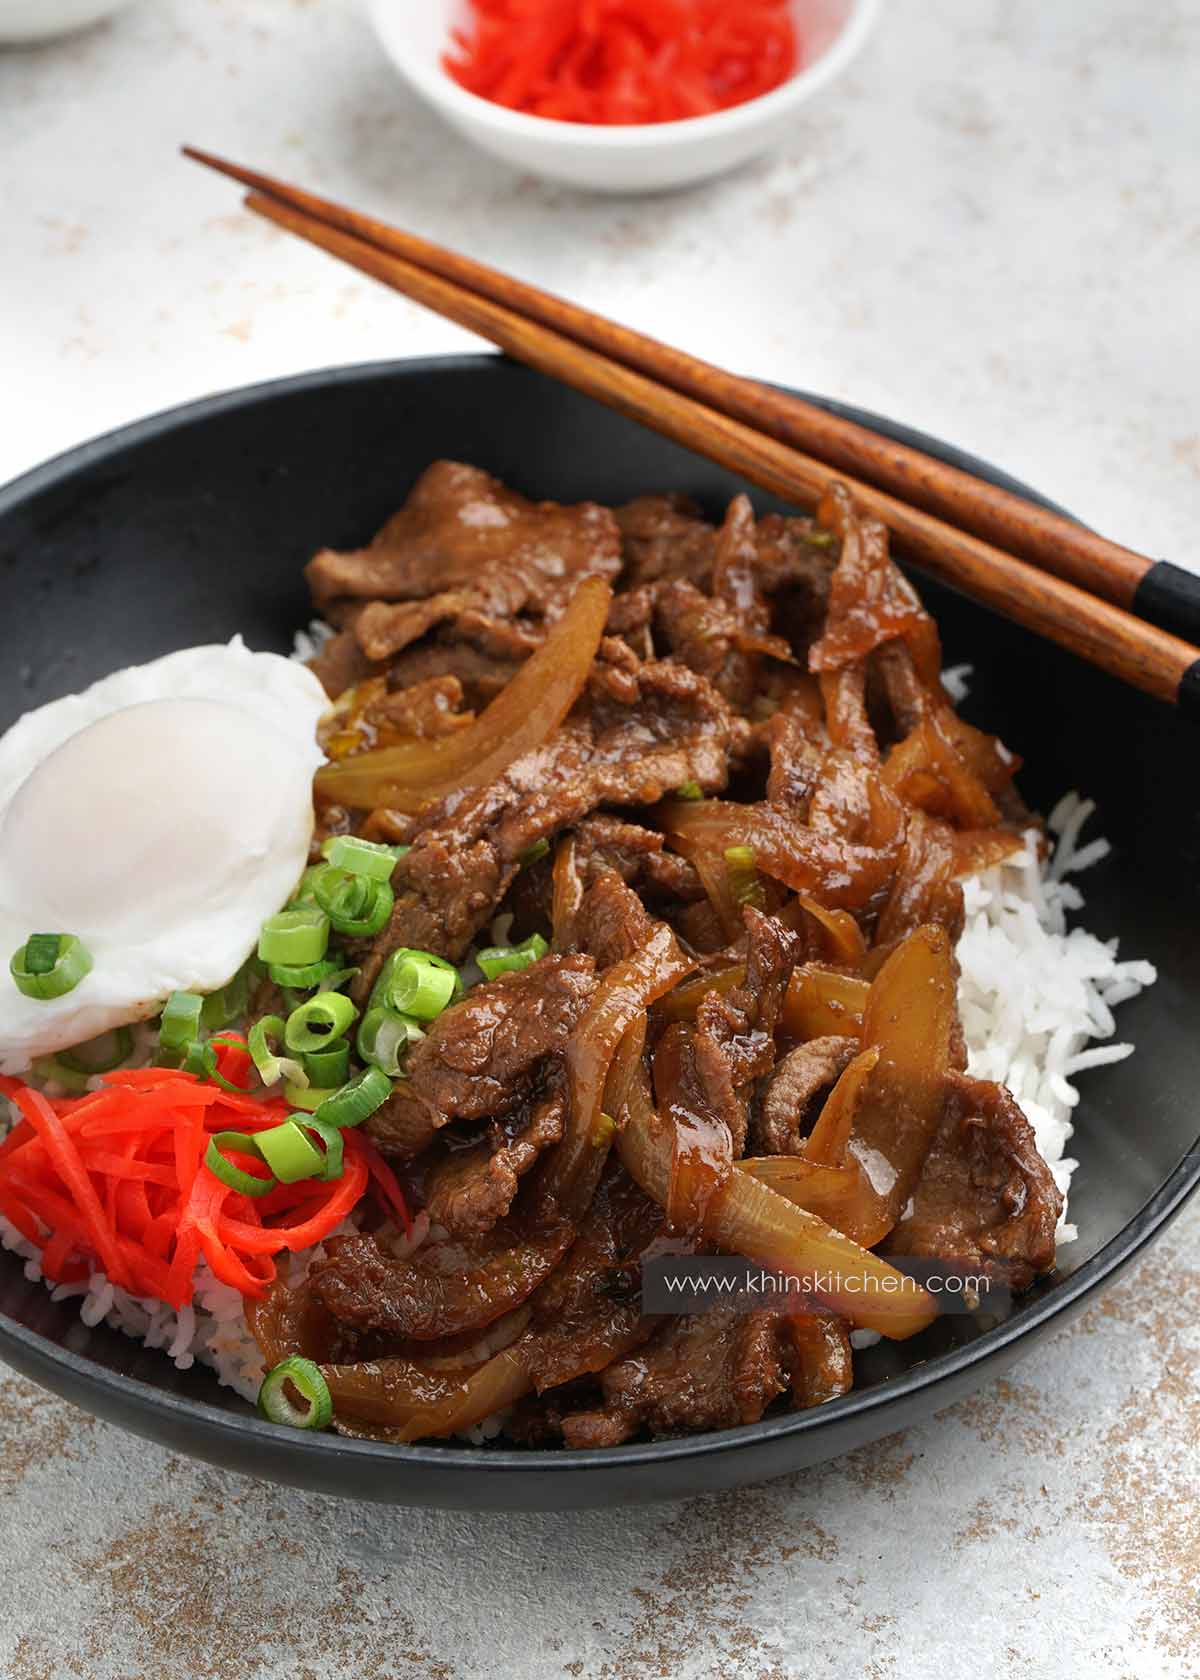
[0,1036,409,1312]
[443,0,800,125]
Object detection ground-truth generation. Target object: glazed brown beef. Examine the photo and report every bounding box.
[366,954,596,1162]
[266,462,1071,1449]
[357,649,736,979]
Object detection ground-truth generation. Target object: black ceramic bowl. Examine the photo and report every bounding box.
[1,356,1197,1510]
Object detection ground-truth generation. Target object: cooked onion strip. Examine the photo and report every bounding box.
[617,1068,936,1338]
[316,577,612,809]
[781,965,869,1040]
[659,797,902,909]
[540,923,695,1219]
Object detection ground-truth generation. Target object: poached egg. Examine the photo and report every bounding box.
[0,639,327,1072]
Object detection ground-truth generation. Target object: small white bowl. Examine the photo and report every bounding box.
[367,0,879,195]
[0,0,141,42]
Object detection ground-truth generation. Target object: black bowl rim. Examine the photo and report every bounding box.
[2,353,1197,1483]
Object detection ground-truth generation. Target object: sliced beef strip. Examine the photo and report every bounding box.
[752,1035,859,1155]
[572,814,705,904]
[573,868,657,973]
[384,638,520,707]
[652,497,791,712]
[885,1072,1063,1292]
[364,954,596,1162]
[787,1310,854,1408]
[308,625,382,700]
[562,1307,797,1443]
[310,1211,576,1342]
[307,460,622,622]
[616,493,717,588]
[695,906,801,1089]
[523,1163,665,1394]
[357,654,736,983]
[420,1083,567,1238]
[363,674,472,739]
[655,907,802,1160]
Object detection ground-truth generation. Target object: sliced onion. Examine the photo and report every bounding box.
[316,577,612,810]
[617,1067,935,1339]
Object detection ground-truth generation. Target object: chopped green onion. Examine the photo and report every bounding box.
[313,866,394,937]
[517,838,550,868]
[247,1015,306,1089]
[289,864,326,908]
[257,1356,332,1430]
[386,954,458,1021]
[266,957,342,991]
[295,1115,344,1182]
[303,1042,349,1087]
[59,1026,134,1075]
[205,1131,276,1198]
[321,834,401,882]
[674,780,703,801]
[313,1064,393,1130]
[200,958,261,1031]
[283,1079,336,1112]
[724,844,766,909]
[11,935,92,1001]
[257,907,330,967]
[255,1120,326,1185]
[475,932,549,982]
[160,991,204,1052]
[24,934,62,975]
[357,1007,424,1077]
[284,991,358,1054]
[31,1055,92,1095]
[181,1040,217,1079]
[205,1034,259,1095]
[372,947,462,1018]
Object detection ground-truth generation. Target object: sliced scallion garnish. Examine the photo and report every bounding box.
[284,991,358,1054]
[255,1119,326,1185]
[356,1006,424,1076]
[59,1025,134,1075]
[386,953,458,1021]
[267,956,343,991]
[475,932,549,982]
[11,934,93,1001]
[302,1042,350,1087]
[283,1078,337,1112]
[724,844,766,909]
[31,1054,92,1094]
[313,1064,393,1130]
[257,906,330,968]
[296,1115,344,1182]
[205,1131,277,1198]
[312,866,394,938]
[257,1356,332,1430]
[247,1014,306,1089]
[160,991,204,1052]
[372,947,462,1018]
[321,834,401,882]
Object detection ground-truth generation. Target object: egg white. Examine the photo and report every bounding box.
[0,639,327,1072]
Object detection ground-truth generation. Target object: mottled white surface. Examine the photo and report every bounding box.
[1,0,1199,1675]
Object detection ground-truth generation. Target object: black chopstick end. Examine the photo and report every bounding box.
[1133,560,1200,647]
[1177,657,1200,721]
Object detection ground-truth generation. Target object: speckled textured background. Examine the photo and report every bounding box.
[1,2,1198,1675]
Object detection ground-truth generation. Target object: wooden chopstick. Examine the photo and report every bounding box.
[183,150,1200,714]
[182,147,1200,650]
